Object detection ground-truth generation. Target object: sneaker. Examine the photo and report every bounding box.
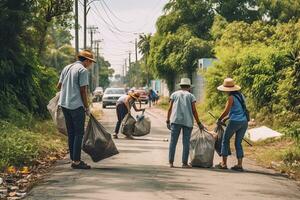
[113,134,118,139]
[182,164,192,168]
[231,165,244,172]
[71,161,91,169]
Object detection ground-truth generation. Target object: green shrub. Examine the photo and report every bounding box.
[0,120,66,170]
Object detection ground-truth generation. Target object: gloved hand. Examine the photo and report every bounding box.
[85,107,91,116]
[197,122,206,131]
[166,120,171,130]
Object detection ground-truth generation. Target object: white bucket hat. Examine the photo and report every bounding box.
[217,78,241,92]
[179,78,192,87]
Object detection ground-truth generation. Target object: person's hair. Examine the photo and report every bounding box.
[180,85,190,89]
[78,56,87,62]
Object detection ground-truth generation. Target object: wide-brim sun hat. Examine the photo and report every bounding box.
[217,78,241,92]
[179,78,193,87]
[129,92,140,100]
[77,50,96,63]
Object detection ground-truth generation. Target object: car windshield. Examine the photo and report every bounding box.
[104,89,125,94]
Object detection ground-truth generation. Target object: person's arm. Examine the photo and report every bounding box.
[80,85,89,109]
[125,96,131,113]
[192,101,200,124]
[133,101,144,112]
[167,100,173,122]
[219,96,234,121]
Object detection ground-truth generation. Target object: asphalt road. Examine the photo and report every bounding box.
[26,104,300,200]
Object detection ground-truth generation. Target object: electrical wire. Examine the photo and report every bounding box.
[102,0,134,24]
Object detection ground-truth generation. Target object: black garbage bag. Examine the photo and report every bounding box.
[121,113,136,136]
[83,114,119,162]
[214,123,231,156]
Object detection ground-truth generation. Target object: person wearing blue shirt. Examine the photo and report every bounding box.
[57,50,95,170]
[166,78,205,168]
[215,78,248,171]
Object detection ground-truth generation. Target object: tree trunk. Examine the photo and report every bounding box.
[38,23,49,58]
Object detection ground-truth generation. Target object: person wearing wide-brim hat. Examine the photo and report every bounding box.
[113,91,145,139]
[215,78,248,171]
[166,78,206,168]
[57,49,96,170]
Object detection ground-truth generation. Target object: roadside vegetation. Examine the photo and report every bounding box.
[0,1,112,171]
[150,1,300,180]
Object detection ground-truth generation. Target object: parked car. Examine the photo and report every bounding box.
[92,87,104,102]
[135,89,149,104]
[102,88,126,108]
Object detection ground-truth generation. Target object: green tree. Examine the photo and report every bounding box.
[210,0,260,23]
[33,0,73,57]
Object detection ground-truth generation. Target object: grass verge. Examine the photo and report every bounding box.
[244,137,300,180]
[0,119,67,171]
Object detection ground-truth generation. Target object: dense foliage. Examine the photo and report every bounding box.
[147,0,300,142]
[0,0,73,121]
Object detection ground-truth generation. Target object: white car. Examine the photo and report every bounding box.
[102,88,126,108]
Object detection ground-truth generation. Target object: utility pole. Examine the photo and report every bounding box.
[87,26,98,49]
[135,38,138,63]
[86,25,98,91]
[83,0,87,49]
[75,0,79,55]
[94,39,102,88]
[128,51,131,69]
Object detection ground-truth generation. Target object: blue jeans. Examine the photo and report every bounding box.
[62,106,85,162]
[114,103,128,134]
[221,120,248,159]
[169,123,193,165]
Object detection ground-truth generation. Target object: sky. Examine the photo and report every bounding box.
[72,0,169,75]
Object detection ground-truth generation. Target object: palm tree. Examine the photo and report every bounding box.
[138,34,152,86]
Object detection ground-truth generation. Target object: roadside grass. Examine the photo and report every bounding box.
[157,96,170,110]
[0,119,67,171]
[244,137,300,180]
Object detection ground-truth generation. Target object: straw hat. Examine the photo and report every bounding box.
[77,50,96,63]
[179,78,192,87]
[129,91,140,100]
[217,78,241,92]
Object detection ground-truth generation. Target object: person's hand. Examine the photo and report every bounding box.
[197,122,206,131]
[85,107,91,116]
[166,120,171,130]
[217,118,226,126]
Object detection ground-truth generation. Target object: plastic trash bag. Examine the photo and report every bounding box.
[190,129,215,168]
[214,123,231,156]
[121,113,136,136]
[83,115,119,162]
[47,92,67,135]
[132,114,151,136]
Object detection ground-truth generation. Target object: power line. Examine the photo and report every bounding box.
[102,0,134,24]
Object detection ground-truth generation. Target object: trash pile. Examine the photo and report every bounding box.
[121,112,151,137]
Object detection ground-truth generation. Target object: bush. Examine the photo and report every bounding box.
[0,120,66,170]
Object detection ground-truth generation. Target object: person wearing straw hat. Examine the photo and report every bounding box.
[57,49,96,169]
[113,91,145,139]
[166,78,206,168]
[215,78,248,171]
